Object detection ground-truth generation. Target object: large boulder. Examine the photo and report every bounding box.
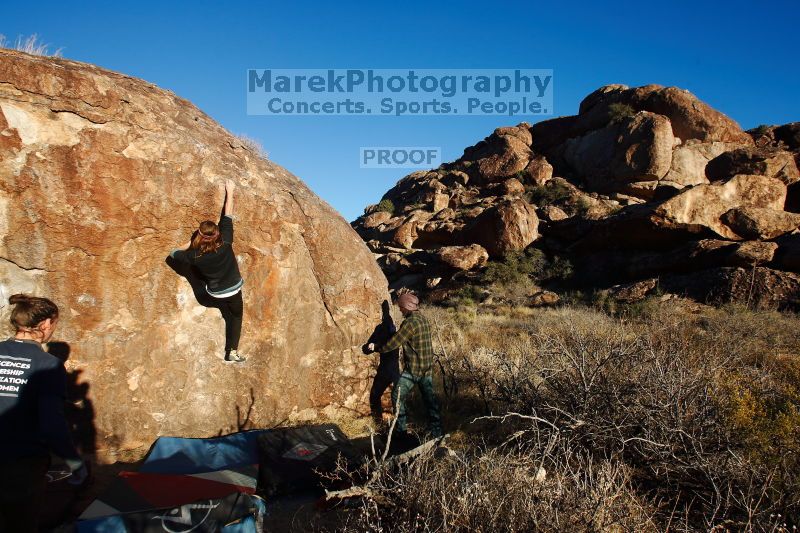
[466,198,539,257]
[556,175,788,252]
[661,140,743,187]
[653,174,787,239]
[455,124,533,183]
[533,84,751,161]
[562,111,674,193]
[498,177,525,196]
[721,207,800,240]
[391,210,434,249]
[748,122,800,152]
[540,205,569,222]
[415,218,468,249]
[706,147,800,185]
[744,124,800,212]
[523,155,553,186]
[574,239,778,286]
[379,170,438,208]
[659,267,800,310]
[577,84,753,144]
[361,210,393,229]
[0,51,388,458]
[773,234,800,272]
[774,122,800,151]
[436,244,489,271]
[546,204,660,252]
[530,115,580,157]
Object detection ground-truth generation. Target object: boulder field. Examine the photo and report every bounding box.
[0,50,389,459]
[352,84,800,309]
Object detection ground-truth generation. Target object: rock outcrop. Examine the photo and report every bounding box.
[652,174,787,239]
[0,50,388,459]
[572,84,753,144]
[562,111,674,193]
[353,83,800,309]
[437,245,489,271]
[466,198,539,257]
[706,146,799,184]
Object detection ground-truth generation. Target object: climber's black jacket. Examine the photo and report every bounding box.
[171,215,243,295]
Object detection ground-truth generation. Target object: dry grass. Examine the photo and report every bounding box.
[340,444,657,532]
[0,33,63,57]
[334,300,800,532]
[233,134,269,160]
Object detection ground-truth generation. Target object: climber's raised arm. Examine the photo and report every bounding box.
[223,180,235,218]
[218,180,236,246]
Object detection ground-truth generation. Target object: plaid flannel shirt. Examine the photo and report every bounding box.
[379,311,434,377]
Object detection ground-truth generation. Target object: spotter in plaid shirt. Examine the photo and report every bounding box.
[378,310,434,377]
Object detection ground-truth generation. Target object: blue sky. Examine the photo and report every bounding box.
[4,1,799,221]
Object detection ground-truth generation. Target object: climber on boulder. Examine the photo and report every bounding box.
[0,294,88,533]
[170,180,246,363]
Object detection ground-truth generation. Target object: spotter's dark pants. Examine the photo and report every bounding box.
[391,371,443,437]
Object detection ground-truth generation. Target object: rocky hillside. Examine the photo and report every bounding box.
[0,50,388,459]
[352,84,800,309]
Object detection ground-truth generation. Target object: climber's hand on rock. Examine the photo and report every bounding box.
[225,179,236,192]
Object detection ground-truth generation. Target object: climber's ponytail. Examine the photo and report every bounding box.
[8,294,59,332]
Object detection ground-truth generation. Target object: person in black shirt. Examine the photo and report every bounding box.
[170,180,246,363]
[362,300,400,425]
[0,294,87,533]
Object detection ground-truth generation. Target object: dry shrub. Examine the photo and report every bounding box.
[608,103,636,123]
[406,302,800,531]
[339,443,656,533]
[233,134,269,160]
[0,33,63,56]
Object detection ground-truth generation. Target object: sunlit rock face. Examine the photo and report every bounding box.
[0,50,389,458]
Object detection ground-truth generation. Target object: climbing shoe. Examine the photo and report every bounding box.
[225,349,246,363]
